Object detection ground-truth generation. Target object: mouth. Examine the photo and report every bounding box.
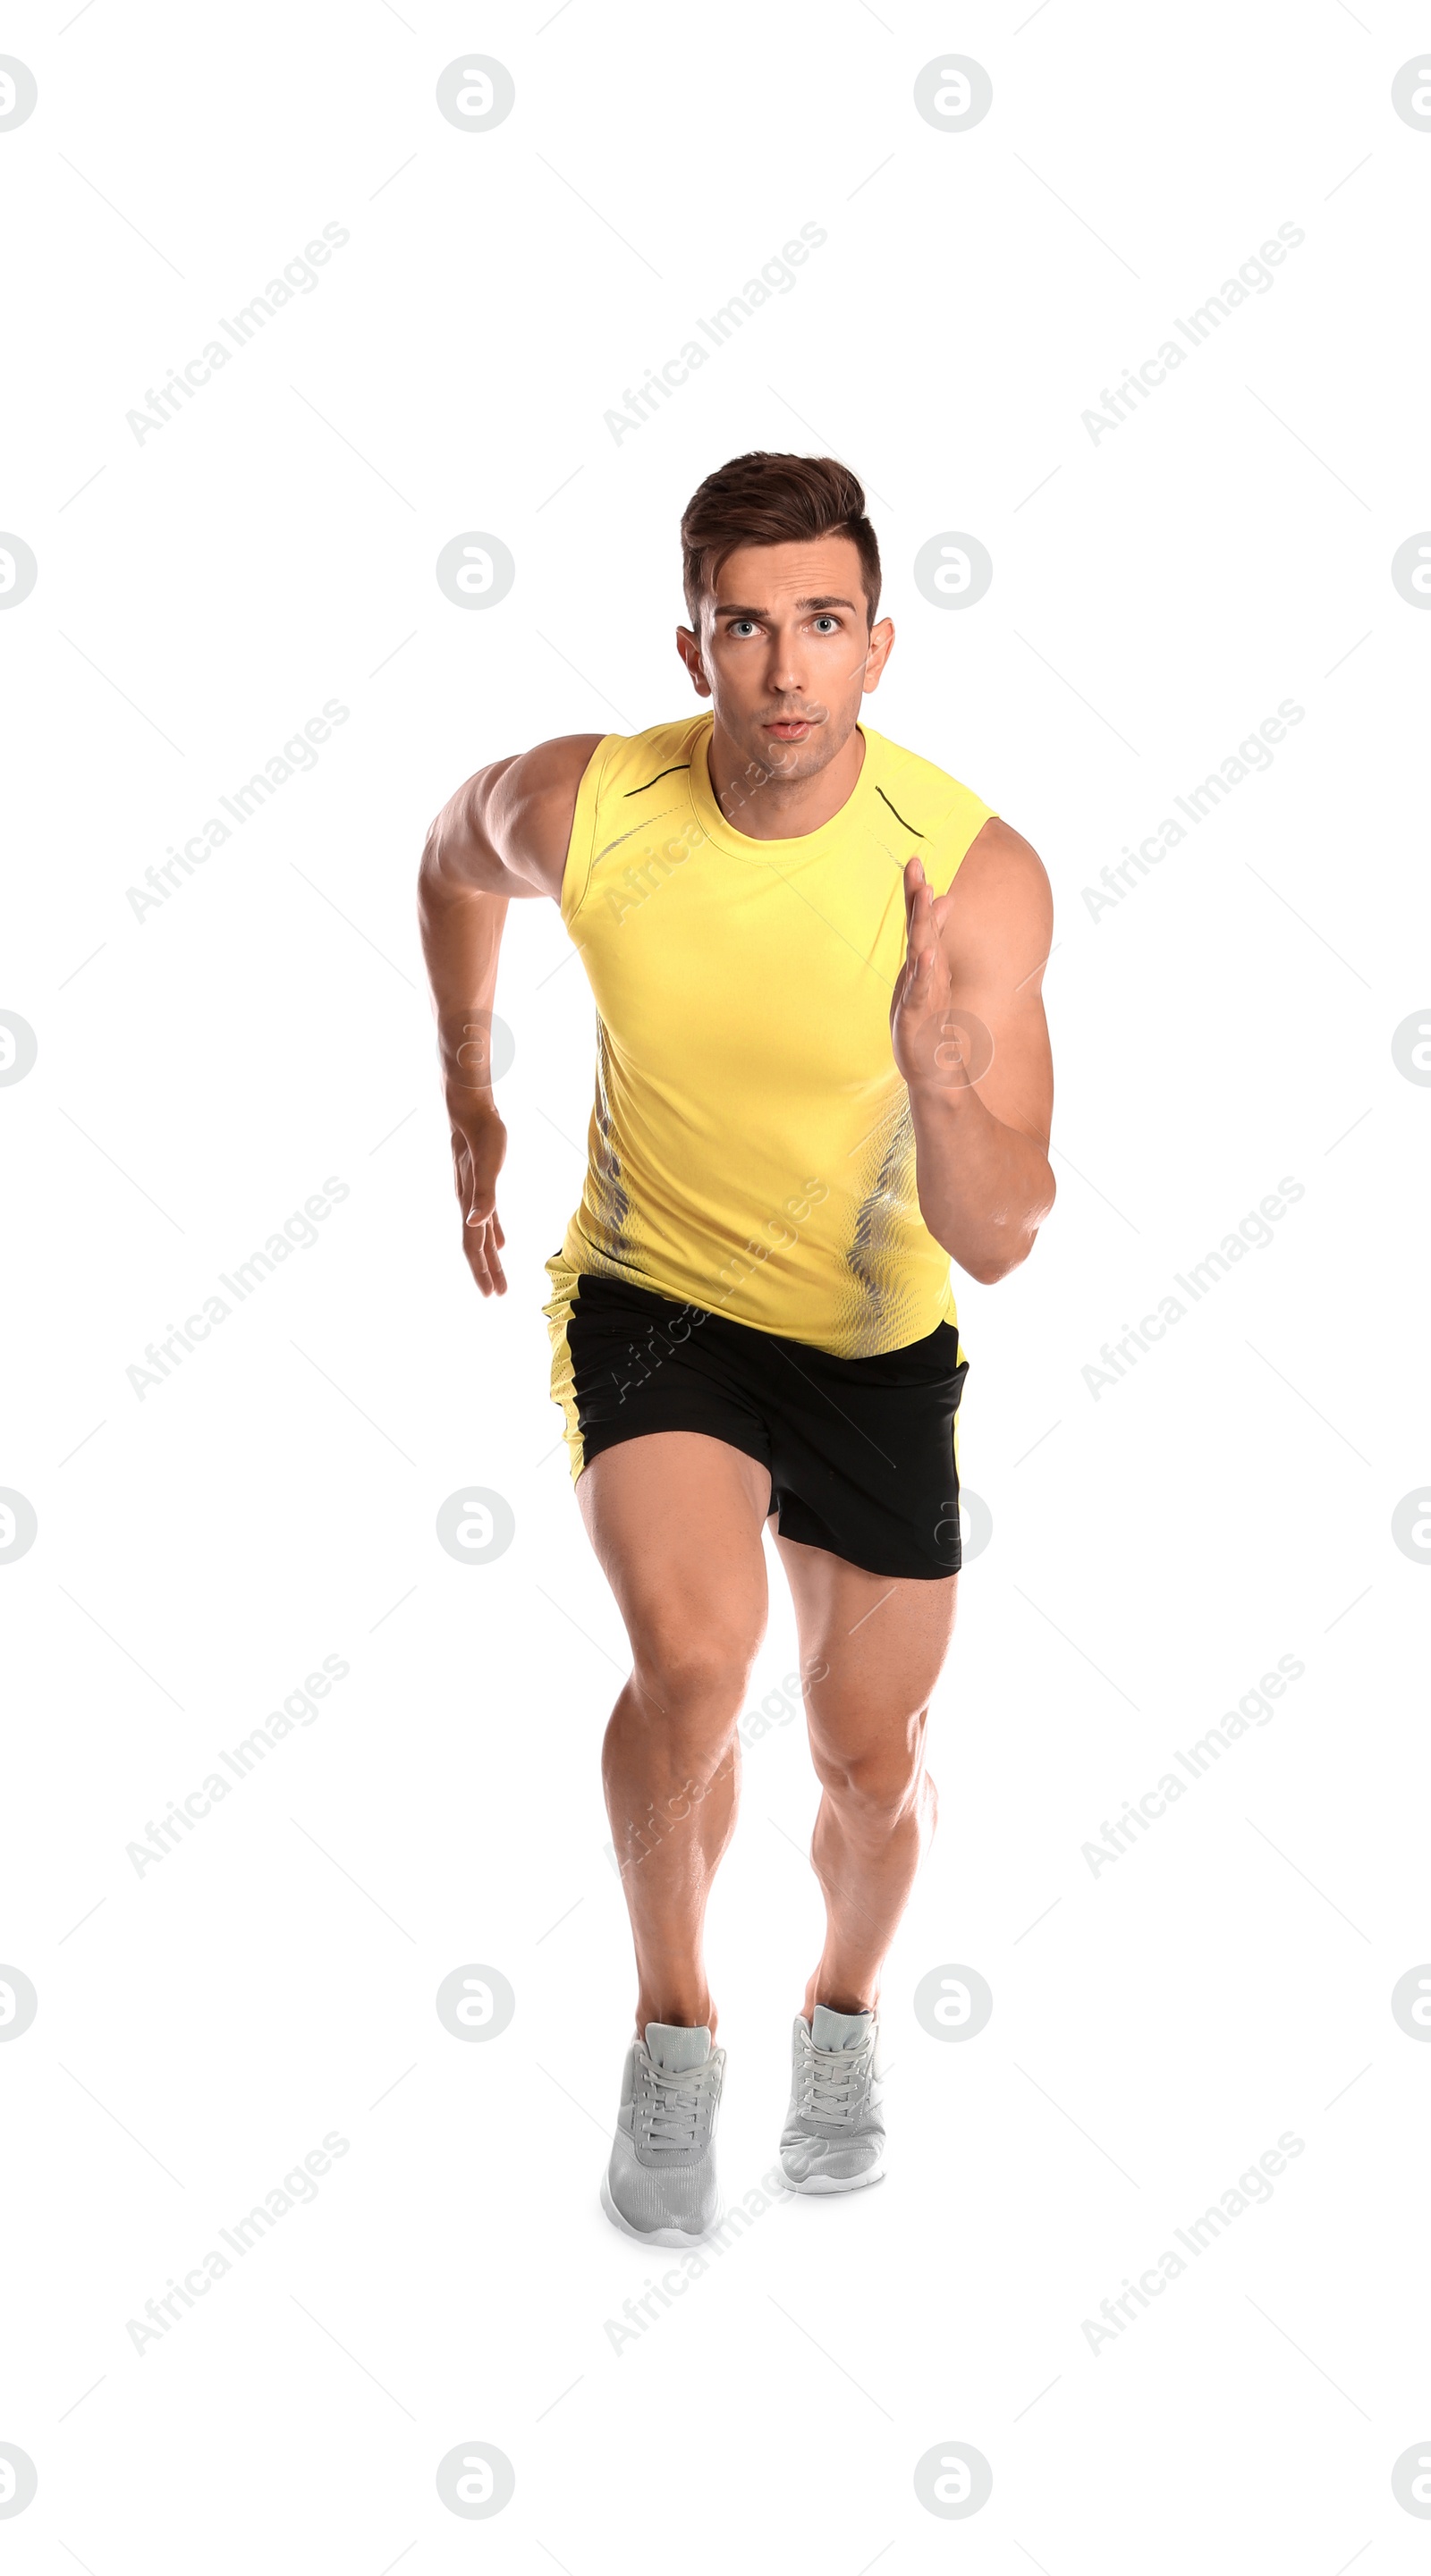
[762,716,814,742]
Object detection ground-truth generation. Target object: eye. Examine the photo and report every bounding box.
[813,614,838,633]
[729,618,758,638]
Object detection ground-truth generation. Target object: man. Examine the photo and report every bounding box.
[418,452,1054,2243]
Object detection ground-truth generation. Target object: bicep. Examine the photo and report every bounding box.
[941,820,1054,1150]
[427,732,605,902]
[489,732,606,899]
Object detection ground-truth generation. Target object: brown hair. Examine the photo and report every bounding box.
[680,452,882,629]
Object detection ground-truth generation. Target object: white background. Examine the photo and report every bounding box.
[4,0,1430,2566]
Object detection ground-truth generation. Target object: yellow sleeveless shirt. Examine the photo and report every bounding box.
[549,714,995,1360]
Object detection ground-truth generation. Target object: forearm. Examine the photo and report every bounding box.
[908,1081,1054,1285]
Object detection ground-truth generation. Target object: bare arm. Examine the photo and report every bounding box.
[890,817,1055,1286]
[417,732,603,1294]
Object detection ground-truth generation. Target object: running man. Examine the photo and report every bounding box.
[418,452,1054,2242]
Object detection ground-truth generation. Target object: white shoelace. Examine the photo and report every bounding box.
[638,2057,713,2155]
[799,2035,872,2126]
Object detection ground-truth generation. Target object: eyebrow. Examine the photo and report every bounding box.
[715,595,858,617]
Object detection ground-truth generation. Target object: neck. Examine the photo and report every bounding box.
[704,715,866,841]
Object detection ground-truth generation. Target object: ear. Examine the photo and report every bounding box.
[675,625,711,698]
[861,616,895,692]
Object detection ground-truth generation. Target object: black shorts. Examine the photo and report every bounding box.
[546,1270,969,1581]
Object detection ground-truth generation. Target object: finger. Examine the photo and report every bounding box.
[916,920,953,999]
[477,1230,507,1296]
[462,1209,509,1297]
[906,878,938,962]
[925,931,953,990]
[464,1222,496,1296]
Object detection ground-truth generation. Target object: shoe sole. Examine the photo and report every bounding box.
[600,2172,724,2249]
[784,2165,886,2195]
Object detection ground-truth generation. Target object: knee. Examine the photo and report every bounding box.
[631,1619,761,1725]
[813,1732,931,1837]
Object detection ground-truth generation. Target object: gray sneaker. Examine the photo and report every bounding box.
[600,2022,725,2246]
[779,2005,886,2193]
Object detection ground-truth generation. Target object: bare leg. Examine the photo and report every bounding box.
[577,1432,771,2038]
[773,1534,957,2017]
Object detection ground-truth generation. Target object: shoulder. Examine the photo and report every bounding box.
[481,731,605,898]
[510,715,705,832]
[560,717,707,923]
[582,715,707,808]
[951,815,1050,906]
[860,727,998,885]
[940,815,1054,978]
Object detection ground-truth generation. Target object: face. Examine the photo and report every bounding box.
[676,535,894,785]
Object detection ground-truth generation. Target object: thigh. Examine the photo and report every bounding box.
[774,1532,957,1761]
[579,1431,773,1670]
[762,1321,969,1584]
[553,1269,775,1491]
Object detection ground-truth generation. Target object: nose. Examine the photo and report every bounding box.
[765,621,807,698]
